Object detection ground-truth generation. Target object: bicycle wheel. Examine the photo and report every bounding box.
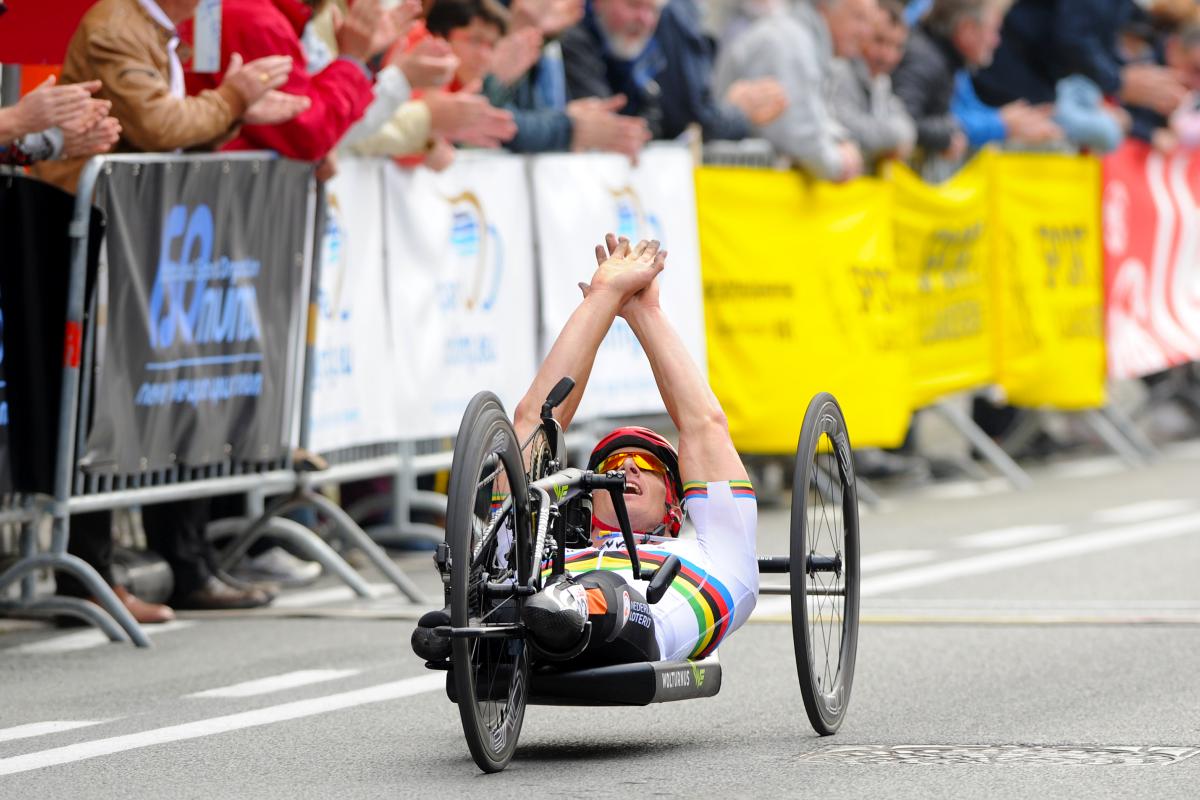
[447,392,533,772]
[790,392,861,735]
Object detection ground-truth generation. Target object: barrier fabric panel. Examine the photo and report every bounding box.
[695,167,912,452]
[989,152,1106,410]
[84,159,313,472]
[0,175,103,494]
[530,145,708,421]
[308,158,403,453]
[0,287,9,494]
[891,159,995,408]
[383,153,539,438]
[1103,141,1200,379]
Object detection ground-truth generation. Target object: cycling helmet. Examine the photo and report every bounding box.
[587,426,684,537]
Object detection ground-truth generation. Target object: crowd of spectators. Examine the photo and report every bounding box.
[8,0,1200,182]
[5,0,1200,620]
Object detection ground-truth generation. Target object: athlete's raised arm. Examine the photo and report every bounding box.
[598,234,748,485]
[512,238,665,442]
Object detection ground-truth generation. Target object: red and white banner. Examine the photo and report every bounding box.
[1103,141,1200,379]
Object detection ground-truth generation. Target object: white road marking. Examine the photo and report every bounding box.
[272,584,396,609]
[187,669,362,699]
[0,674,445,777]
[0,721,108,744]
[9,621,196,655]
[859,550,935,572]
[1091,499,1198,525]
[862,512,1200,597]
[953,524,1067,549]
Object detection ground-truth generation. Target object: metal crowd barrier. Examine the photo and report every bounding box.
[0,153,430,648]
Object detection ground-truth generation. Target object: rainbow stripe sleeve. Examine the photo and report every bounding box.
[729,480,755,499]
[682,480,756,504]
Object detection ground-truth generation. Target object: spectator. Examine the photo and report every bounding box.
[951,71,1063,151]
[35,0,302,194]
[714,0,876,182]
[971,0,1180,153]
[305,1,517,167]
[655,0,788,141]
[891,0,1010,170]
[33,0,311,616]
[0,76,120,165]
[182,0,399,165]
[404,0,520,166]
[414,0,647,160]
[560,0,669,137]
[1128,22,1200,152]
[828,0,916,167]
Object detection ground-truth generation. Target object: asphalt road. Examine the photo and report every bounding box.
[2,441,1199,798]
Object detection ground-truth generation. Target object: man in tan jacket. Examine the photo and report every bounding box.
[41,0,310,619]
[35,0,307,193]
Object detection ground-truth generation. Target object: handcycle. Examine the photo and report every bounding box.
[422,377,861,773]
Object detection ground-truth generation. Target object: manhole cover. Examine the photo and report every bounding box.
[797,745,1200,766]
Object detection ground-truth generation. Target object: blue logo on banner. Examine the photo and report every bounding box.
[610,186,663,243]
[135,204,266,407]
[147,204,263,352]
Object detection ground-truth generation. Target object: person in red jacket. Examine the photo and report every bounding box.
[182,0,399,162]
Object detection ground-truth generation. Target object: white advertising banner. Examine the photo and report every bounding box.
[529,145,706,420]
[308,158,403,453]
[383,153,539,438]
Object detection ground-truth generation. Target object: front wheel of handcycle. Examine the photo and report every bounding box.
[446,391,534,772]
[791,392,861,735]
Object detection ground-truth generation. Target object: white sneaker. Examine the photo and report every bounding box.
[233,547,322,587]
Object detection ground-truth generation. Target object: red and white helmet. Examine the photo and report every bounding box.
[587,426,684,537]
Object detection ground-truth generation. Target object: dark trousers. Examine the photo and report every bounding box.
[57,511,116,597]
[58,496,244,600]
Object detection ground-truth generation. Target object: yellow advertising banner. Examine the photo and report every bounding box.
[695,167,912,452]
[988,152,1107,409]
[890,159,995,408]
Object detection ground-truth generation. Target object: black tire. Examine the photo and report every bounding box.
[790,392,861,735]
[447,392,532,773]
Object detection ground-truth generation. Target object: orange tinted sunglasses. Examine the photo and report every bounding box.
[596,451,667,475]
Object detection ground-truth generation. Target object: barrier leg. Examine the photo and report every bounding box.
[304,489,427,603]
[0,553,149,647]
[20,596,131,643]
[342,482,444,549]
[1079,409,1149,468]
[854,475,882,509]
[376,442,447,548]
[209,513,373,598]
[931,401,1033,490]
[1099,404,1159,460]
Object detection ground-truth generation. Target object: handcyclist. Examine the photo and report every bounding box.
[413,235,758,665]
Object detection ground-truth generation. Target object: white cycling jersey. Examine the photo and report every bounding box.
[560,480,759,660]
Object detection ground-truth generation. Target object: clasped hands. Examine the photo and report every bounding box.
[578,233,665,318]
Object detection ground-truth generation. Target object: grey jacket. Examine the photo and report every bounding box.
[891,24,963,153]
[828,58,916,163]
[713,1,847,179]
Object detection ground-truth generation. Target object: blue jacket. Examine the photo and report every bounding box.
[560,2,666,136]
[973,0,1132,106]
[654,0,751,141]
[951,70,1006,146]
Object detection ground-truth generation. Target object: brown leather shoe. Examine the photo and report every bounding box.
[173,576,274,610]
[103,586,176,625]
